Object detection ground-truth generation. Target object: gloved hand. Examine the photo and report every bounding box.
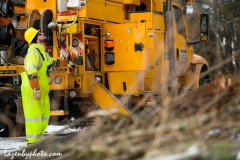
[55,59,60,67]
[52,58,60,67]
[33,88,41,100]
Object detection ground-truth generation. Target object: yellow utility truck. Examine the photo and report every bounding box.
[0,0,210,135]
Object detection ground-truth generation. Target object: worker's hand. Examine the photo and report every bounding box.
[52,58,60,67]
[33,88,41,100]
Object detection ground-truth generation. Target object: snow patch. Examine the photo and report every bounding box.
[0,125,83,155]
[46,125,84,134]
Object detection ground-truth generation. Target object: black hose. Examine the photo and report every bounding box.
[14,36,28,56]
[0,0,14,18]
[0,23,27,57]
[0,23,15,46]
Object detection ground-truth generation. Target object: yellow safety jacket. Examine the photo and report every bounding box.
[21,43,53,144]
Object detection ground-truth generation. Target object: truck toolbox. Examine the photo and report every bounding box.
[78,0,124,23]
[130,12,165,30]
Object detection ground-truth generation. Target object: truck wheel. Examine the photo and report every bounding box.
[199,65,211,87]
[0,112,14,137]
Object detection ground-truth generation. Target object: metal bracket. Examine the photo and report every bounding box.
[13,75,20,85]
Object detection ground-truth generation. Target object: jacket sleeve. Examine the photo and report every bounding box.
[24,50,40,76]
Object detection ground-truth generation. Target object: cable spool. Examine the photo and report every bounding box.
[0,0,14,18]
[0,23,15,45]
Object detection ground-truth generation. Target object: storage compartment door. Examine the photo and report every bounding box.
[102,23,147,72]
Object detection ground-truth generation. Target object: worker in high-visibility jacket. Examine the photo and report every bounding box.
[21,27,58,145]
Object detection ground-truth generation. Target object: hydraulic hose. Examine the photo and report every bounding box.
[14,36,28,56]
[0,23,27,57]
[0,0,14,18]
[0,23,15,46]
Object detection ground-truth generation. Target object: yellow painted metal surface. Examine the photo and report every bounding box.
[173,3,193,77]
[102,23,147,72]
[139,0,163,12]
[144,30,166,93]
[79,0,105,20]
[49,72,67,90]
[129,0,164,30]
[49,72,81,90]
[78,0,124,23]
[25,0,57,14]
[130,13,165,30]
[78,71,95,94]
[60,23,79,34]
[144,78,154,91]
[57,15,78,22]
[124,0,140,5]
[50,110,68,116]
[76,71,105,94]
[179,55,209,89]
[68,74,82,89]
[90,81,131,119]
[105,1,124,23]
[153,31,165,93]
[75,65,84,75]
[0,65,24,77]
[107,0,124,3]
[179,63,203,89]
[191,54,209,64]
[108,71,144,94]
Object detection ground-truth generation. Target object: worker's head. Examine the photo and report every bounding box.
[24,27,39,44]
[24,27,47,45]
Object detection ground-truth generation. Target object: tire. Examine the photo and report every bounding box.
[199,65,211,87]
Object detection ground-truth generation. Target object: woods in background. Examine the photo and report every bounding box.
[175,0,240,78]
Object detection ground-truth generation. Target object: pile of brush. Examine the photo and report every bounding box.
[2,74,240,160]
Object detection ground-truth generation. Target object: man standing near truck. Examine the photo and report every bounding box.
[21,27,58,145]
